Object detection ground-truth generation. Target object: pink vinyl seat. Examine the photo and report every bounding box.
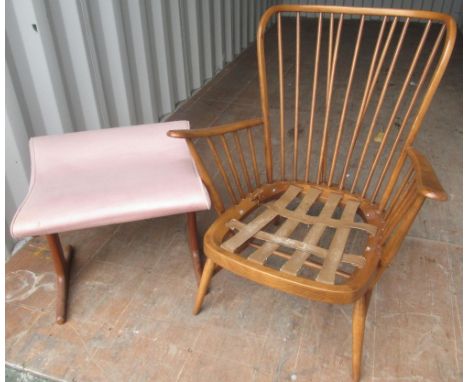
[11,120,210,239]
[10,120,211,324]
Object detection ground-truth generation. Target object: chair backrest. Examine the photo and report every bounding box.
[257,5,456,209]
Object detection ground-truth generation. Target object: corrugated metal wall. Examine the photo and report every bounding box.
[5,0,462,256]
[5,0,278,255]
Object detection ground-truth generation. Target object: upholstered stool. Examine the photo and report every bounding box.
[10,120,211,324]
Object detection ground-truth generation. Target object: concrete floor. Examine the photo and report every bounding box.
[6,18,462,382]
[5,366,50,382]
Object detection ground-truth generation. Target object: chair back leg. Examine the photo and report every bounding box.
[352,289,373,381]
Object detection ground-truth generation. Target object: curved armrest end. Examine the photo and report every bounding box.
[406,147,448,201]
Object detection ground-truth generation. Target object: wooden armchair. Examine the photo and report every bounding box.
[169,5,456,381]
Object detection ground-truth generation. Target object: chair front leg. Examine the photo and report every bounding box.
[193,258,215,315]
[187,212,204,284]
[352,288,373,382]
[46,234,74,324]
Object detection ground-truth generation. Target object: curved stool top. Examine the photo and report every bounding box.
[11,120,211,239]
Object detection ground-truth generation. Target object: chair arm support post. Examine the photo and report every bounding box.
[377,147,447,284]
[185,140,225,215]
[406,146,448,201]
[372,193,425,288]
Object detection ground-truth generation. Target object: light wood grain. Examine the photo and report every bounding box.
[249,188,321,264]
[221,186,301,252]
[316,200,360,284]
[227,216,366,269]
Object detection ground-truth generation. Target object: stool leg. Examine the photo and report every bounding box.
[46,234,74,325]
[352,289,373,382]
[187,212,203,284]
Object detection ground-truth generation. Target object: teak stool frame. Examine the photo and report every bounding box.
[45,212,203,324]
[169,5,456,381]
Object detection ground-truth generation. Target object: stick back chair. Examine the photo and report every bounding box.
[169,5,456,381]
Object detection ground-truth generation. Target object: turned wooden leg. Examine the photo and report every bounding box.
[193,258,215,315]
[46,234,74,325]
[187,212,203,284]
[352,289,373,382]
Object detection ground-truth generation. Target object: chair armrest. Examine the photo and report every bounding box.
[167,118,263,139]
[166,117,265,215]
[406,147,448,201]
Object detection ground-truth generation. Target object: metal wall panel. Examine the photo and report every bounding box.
[5,0,462,254]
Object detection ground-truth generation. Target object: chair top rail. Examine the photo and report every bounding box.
[259,5,457,24]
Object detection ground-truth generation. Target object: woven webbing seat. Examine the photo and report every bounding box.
[204,183,381,303]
